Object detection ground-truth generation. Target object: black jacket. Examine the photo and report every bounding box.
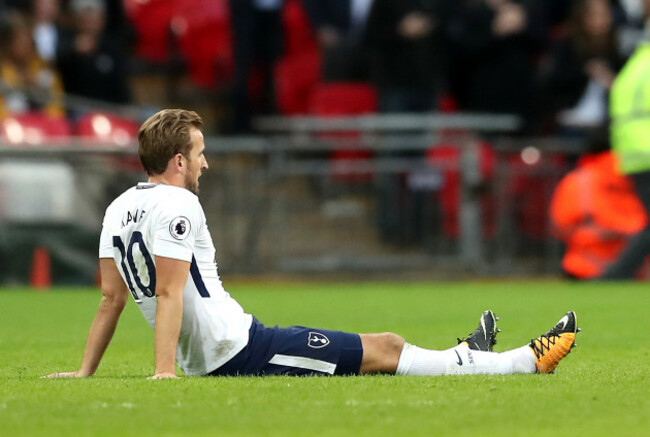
[364,0,453,88]
[56,31,130,104]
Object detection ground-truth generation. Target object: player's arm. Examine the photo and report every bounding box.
[42,258,129,378]
[149,255,190,379]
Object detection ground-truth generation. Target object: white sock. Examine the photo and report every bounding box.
[396,343,536,376]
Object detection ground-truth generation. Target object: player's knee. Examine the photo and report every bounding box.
[359,332,406,374]
[378,332,406,355]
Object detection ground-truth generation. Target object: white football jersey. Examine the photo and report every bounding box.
[99,182,252,376]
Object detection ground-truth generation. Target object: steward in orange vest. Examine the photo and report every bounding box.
[550,152,648,279]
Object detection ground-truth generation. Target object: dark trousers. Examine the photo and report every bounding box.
[375,88,437,245]
[228,0,283,133]
[600,170,650,279]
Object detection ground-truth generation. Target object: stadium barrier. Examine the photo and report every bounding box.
[0,113,587,284]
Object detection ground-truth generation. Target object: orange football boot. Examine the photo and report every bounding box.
[530,311,580,373]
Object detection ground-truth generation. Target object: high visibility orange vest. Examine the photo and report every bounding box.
[550,152,648,278]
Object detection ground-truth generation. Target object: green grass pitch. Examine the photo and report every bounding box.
[1,280,648,436]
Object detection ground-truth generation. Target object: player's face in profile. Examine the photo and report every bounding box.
[184,128,208,195]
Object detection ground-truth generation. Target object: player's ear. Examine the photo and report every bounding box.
[174,153,185,170]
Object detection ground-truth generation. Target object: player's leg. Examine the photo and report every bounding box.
[359,310,501,374]
[363,310,580,376]
[395,309,531,375]
[358,332,406,374]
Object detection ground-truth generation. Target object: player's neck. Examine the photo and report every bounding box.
[148,174,182,188]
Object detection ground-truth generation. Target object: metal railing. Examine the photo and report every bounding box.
[0,112,587,282]
[255,112,524,270]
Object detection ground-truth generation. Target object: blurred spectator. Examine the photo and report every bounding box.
[364,0,452,245]
[538,0,625,138]
[447,0,547,132]
[550,151,648,279]
[56,0,130,107]
[302,0,374,81]
[302,0,350,51]
[31,0,60,63]
[228,0,284,133]
[102,0,131,40]
[364,0,451,113]
[0,11,64,118]
[599,0,650,279]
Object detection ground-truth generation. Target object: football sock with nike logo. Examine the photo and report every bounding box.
[395,343,536,376]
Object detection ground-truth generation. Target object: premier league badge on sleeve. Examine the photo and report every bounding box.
[307,332,330,349]
[169,216,191,240]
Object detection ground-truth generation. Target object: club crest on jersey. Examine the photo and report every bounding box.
[307,332,330,349]
[169,216,191,240]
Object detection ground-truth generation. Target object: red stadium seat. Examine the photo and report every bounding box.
[273,0,320,111]
[76,112,139,146]
[126,0,233,87]
[308,83,378,116]
[307,82,379,182]
[0,113,71,145]
[125,0,175,63]
[173,0,233,89]
[76,112,141,171]
[275,51,321,115]
[282,0,318,56]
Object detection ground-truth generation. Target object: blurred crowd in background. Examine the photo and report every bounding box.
[3,0,650,284]
[0,0,647,138]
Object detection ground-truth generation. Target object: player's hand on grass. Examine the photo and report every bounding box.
[148,372,179,380]
[41,371,88,379]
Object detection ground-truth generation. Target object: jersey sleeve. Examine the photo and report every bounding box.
[152,194,203,262]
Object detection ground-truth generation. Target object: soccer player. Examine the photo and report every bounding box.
[44,109,580,379]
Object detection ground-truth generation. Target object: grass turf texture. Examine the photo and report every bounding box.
[1,281,648,436]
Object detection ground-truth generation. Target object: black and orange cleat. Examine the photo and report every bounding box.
[458,310,500,352]
[530,311,580,373]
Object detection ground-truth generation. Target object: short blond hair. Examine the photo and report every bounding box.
[137,109,203,176]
